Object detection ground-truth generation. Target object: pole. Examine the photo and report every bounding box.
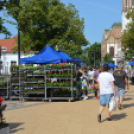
[18,27,20,63]
[95,45,96,66]
[0,46,1,75]
[94,53,95,66]
[17,0,21,100]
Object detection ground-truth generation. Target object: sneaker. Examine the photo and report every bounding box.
[107,117,113,121]
[85,96,88,100]
[95,96,98,99]
[98,114,101,122]
[83,97,87,100]
[118,104,122,110]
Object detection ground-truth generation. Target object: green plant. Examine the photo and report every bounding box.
[63,82,71,86]
[38,71,45,74]
[51,64,57,68]
[57,64,63,68]
[11,65,19,70]
[45,65,51,69]
[64,64,71,68]
[46,82,52,86]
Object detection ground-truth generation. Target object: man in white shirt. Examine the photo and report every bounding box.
[97,64,115,122]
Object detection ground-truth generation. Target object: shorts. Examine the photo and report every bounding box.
[115,86,125,98]
[100,94,113,106]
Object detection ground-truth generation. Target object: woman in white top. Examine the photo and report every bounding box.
[97,64,115,122]
[88,67,95,84]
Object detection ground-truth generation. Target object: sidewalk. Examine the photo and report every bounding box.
[3,85,134,134]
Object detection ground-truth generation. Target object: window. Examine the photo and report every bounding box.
[1,47,7,52]
[132,0,134,6]
[109,47,114,57]
[11,61,16,65]
[118,51,121,57]
[126,0,128,7]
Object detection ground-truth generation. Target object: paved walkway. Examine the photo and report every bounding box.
[3,85,134,134]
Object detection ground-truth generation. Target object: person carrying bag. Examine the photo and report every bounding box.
[93,66,101,99]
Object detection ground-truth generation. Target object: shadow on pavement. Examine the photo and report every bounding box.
[9,123,24,133]
[101,113,127,122]
[123,97,133,101]
[122,103,134,109]
[111,113,127,121]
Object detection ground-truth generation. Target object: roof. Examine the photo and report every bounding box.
[0,35,18,52]
[112,23,122,28]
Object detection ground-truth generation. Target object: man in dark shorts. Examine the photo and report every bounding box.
[113,59,129,110]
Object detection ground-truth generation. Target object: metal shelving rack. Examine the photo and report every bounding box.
[10,64,77,102]
[45,64,77,102]
[0,75,9,99]
[10,70,22,99]
[20,66,45,101]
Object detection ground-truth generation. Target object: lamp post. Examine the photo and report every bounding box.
[0,46,1,75]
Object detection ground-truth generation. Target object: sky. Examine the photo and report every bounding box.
[0,0,122,45]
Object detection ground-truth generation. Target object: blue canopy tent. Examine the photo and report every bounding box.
[20,45,63,64]
[68,58,82,64]
[129,61,134,65]
[80,62,86,66]
[108,63,118,68]
[57,50,72,62]
[102,63,117,68]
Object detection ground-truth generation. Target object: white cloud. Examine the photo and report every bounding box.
[72,0,119,13]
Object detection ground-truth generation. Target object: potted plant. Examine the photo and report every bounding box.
[57,64,63,69]
[45,65,51,70]
[64,64,71,69]
[51,64,57,69]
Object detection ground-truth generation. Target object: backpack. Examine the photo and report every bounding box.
[82,76,88,89]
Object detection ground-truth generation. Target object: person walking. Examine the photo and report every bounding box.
[93,66,101,99]
[97,64,115,122]
[113,59,129,110]
[79,65,89,100]
[131,67,134,85]
[125,67,128,80]
[88,67,94,84]
[76,67,83,98]
[109,68,114,75]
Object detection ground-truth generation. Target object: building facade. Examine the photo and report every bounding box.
[122,0,134,31]
[101,0,134,65]
[101,23,122,65]
[0,35,33,74]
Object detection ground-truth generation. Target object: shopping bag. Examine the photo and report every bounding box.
[87,84,94,89]
[109,96,118,112]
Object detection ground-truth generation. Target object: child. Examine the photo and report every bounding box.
[82,76,89,100]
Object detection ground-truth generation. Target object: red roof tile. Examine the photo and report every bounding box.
[0,35,18,53]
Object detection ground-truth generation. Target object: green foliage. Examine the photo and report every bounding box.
[103,53,114,64]
[0,2,12,38]
[4,0,88,53]
[81,42,101,65]
[121,8,134,60]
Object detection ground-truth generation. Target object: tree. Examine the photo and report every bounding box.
[5,0,88,53]
[103,53,114,64]
[81,42,101,66]
[0,2,11,39]
[121,7,134,60]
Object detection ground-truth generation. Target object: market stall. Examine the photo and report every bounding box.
[10,45,77,101]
